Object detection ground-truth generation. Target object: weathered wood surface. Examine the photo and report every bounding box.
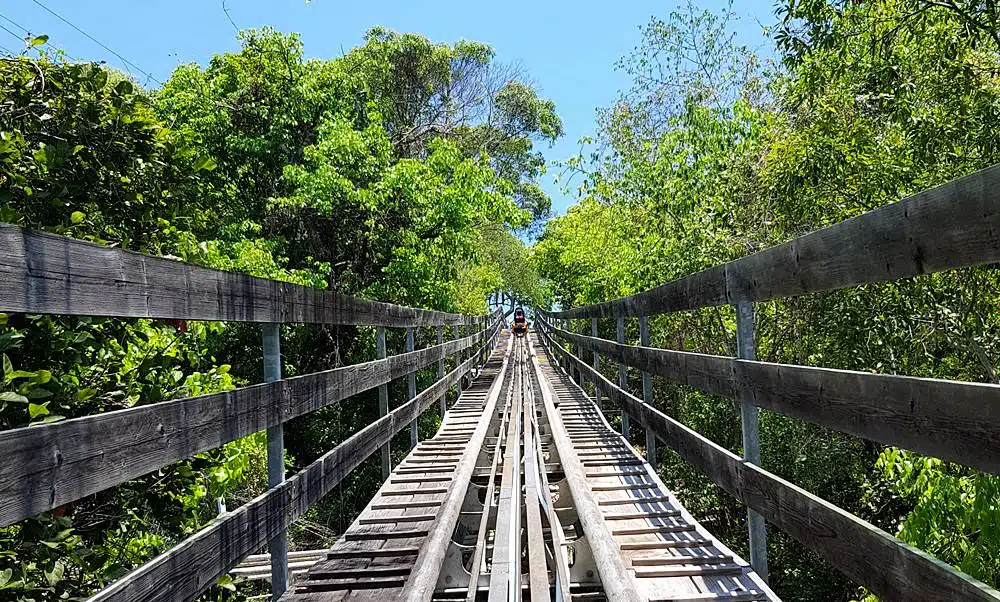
[398,334,509,602]
[537,322,1000,602]
[532,339,643,602]
[546,164,1000,318]
[543,319,1000,475]
[0,224,491,326]
[88,340,491,602]
[287,341,507,601]
[0,326,494,527]
[534,336,774,602]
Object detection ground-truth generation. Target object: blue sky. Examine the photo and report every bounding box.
[1,0,776,214]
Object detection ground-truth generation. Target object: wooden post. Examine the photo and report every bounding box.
[437,326,446,417]
[617,316,629,438]
[406,327,417,448]
[640,315,656,467]
[262,323,288,599]
[376,326,390,480]
[736,300,768,582]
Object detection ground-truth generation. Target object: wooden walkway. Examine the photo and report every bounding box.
[279,333,777,601]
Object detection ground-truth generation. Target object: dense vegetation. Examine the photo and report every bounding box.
[534,1,1000,600]
[0,27,555,600]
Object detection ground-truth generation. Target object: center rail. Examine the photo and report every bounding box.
[279,332,778,601]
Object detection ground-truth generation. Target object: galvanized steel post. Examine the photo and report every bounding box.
[262,323,287,599]
[437,326,446,416]
[592,318,600,408]
[736,300,768,582]
[376,326,390,480]
[617,316,629,438]
[455,325,464,397]
[640,316,656,467]
[406,327,417,448]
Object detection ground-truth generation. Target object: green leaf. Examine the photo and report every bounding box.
[0,568,10,587]
[5,370,37,381]
[28,402,49,419]
[44,561,64,586]
[0,392,27,404]
[115,79,134,96]
[2,354,11,377]
[192,156,217,172]
[31,35,49,47]
[34,414,65,425]
[217,574,236,591]
[75,388,97,402]
[70,211,85,224]
[26,388,52,399]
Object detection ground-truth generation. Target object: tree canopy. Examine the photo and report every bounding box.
[534,1,1000,599]
[0,27,557,601]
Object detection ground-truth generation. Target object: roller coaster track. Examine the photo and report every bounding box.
[9,165,1000,602]
[280,333,777,601]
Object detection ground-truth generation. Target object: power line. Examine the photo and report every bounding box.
[0,11,28,33]
[28,0,160,84]
[0,11,78,61]
[0,21,24,48]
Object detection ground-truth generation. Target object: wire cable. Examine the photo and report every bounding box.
[0,10,79,61]
[28,0,160,84]
[0,21,24,47]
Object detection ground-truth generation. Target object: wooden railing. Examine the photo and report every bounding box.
[0,224,502,602]
[536,163,1000,602]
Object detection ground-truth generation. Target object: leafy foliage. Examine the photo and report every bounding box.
[535,1,1000,599]
[0,24,554,601]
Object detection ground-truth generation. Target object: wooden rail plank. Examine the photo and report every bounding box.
[547,164,1000,318]
[532,338,644,602]
[0,224,489,326]
[0,325,495,527]
[536,321,1000,602]
[87,339,494,602]
[543,320,1000,475]
[399,332,510,602]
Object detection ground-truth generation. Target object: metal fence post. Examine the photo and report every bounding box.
[455,325,464,398]
[736,300,768,582]
[262,323,288,599]
[406,327,417,448]
[592,318,600,408]
[437,326,446,416]
[640,315,656,467]
[617,316,629,439]
[376,326,390,480]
